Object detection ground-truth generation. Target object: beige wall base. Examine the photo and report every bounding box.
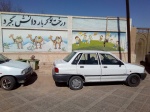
[2,52,136,65]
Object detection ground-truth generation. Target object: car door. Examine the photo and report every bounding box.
[76,53,101,82]
[99,53,127,82]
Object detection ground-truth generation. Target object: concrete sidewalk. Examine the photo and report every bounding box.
[0,63,150,112]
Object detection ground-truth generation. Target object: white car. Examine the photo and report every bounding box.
[52,50,147,90]
[0,54,33,90]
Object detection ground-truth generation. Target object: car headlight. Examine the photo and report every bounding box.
[21,70,26,75]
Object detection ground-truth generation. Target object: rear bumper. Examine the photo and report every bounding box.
[53,74,71,83]
[140,73,147,80]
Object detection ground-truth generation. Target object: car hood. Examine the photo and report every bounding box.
[1,60,30,69]
[125,63,145,71]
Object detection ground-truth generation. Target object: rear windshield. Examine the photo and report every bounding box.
[63,52,77,62]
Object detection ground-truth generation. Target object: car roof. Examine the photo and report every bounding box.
[73,50,111,54]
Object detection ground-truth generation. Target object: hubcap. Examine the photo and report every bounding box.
[71,79,81,88]
[2,79,11,89]
[131,77,137,84]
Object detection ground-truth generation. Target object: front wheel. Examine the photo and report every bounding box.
[1,76,16,90]
[126,74,140,87]
[69,76,83,90]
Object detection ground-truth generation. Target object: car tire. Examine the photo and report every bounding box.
[1,76,16,90]
[69,76,83,90]
[126,74,140,87]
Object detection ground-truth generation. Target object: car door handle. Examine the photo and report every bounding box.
[103,66,107,68]
[80,66,84,68]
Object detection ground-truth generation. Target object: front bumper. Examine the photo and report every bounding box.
[140,73,147,80]
[16,68,33,83]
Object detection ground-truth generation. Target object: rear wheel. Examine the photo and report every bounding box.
[126,74,140,87]
[69,76,83,90]
[1,76,16,90]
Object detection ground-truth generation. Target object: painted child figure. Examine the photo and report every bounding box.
[75,36,81,46]
[88,35,92,44]
[82,34,87,43]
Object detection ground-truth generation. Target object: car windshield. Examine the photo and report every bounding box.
[63,52,77,62]
[0,54,10,63]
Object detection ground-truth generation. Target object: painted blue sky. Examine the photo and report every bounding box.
[10,0,150,28]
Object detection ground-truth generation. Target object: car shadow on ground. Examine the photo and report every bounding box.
[55,82,68,87]
[55,81,125,88]
[84,81,125,87]
[23,72,38,86]
[14,72,38,89]
[140,61,150,74]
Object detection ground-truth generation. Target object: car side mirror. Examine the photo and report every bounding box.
[118,61,123,67]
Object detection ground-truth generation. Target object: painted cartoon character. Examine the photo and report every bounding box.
[99,35,103,41]
[27,34,43,49]
[87,35,92,44]
[105,32,111,43]
[34,36,43,49]
[82,34,87,43]
[9,34,23,49]
[75,36,81,46]
[49,35,62,49]
[113,41,119,49]
[26,34,35,45]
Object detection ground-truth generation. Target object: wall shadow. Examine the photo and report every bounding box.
[117,17,122,60]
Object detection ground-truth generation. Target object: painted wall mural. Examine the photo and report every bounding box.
[0,13,129,53]
[2,14,67,29]
[72,31,127,51]
[3,29,68,52]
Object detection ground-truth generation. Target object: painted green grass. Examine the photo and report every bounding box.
[72,40,124,51]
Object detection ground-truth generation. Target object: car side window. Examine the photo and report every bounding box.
[72,53,82,64]
[100,53,121,65]
[78,53,98,65]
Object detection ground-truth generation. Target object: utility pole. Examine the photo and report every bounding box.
[126,0,131,63]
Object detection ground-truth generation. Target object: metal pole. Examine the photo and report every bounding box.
[126,0,131,63]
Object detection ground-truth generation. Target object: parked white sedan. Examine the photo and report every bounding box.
[52,50,147,90]
[0,54,33,90]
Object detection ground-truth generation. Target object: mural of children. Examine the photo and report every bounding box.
[75,36,81,46]
[105,32,110,43]
[82,34,87,43]
[87,35,92,44]
[113,41,119,49]
[99,35,103,41]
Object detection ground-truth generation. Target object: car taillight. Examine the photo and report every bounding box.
[55,67,59,73]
